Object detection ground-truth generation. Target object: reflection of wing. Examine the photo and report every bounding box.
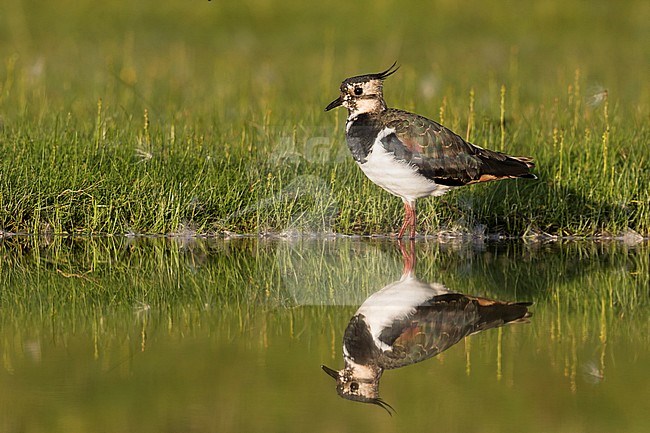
[377,293,531,369]
[382,109,535,186]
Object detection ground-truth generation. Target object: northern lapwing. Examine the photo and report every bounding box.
[322,241,532,414]
[325,63,537,238]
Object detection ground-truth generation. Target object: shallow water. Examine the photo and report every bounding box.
[1,236,648,433]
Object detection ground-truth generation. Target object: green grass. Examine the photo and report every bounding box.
[0,0,648,236]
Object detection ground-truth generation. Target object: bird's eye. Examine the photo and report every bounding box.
[354,87,363,95]
[350,382,359,392]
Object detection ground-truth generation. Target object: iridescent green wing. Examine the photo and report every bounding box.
[377,294,532,369]
[382,109,535,185]
[377,294,480,369]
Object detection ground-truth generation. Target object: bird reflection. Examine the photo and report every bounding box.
[322,241,532,414]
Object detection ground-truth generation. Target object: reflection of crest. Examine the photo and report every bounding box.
[323,241,532,414]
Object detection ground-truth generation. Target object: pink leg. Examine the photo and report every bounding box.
[409,201,417,239]
[398,239,416,275]
[398,201,413,238]
[398,200,417,239]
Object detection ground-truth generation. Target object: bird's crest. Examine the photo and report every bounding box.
[343,62,400,85]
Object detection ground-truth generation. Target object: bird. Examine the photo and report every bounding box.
[321,241,532,414]
[325,63,537,238]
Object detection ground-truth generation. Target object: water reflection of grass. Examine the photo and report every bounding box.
[0,0,648,236]
[1,237,646,330]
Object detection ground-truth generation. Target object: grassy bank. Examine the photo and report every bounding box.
[0,0,648,236]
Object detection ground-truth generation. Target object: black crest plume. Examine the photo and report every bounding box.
[371,62,399,80]
[342,62,400,87]
[372,398,396,416]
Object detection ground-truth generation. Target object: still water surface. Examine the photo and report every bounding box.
[1,236,648,432]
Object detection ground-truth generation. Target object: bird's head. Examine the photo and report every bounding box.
[325,62,399,118]
[321,363,394,415]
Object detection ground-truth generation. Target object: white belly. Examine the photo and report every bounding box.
[359,129,453,202]
[356,275,450,352]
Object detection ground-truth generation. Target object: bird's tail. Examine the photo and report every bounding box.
[473,149,538,182]
[470,298,533,331]
[511,156,537,179]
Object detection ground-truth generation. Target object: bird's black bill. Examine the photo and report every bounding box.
[321,365,339,379]
[325,96,343,112]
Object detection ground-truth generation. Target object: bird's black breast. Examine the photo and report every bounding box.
[345,114,383,164]
[343,314,379,365]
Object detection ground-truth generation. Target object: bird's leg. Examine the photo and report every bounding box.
[397,238,416,275]
[397,201,412,239]
[398,200,417,239]
[409,201,417,239]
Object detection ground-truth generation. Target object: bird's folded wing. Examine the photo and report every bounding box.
[377,293,531,369]
[382,109,535,186]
